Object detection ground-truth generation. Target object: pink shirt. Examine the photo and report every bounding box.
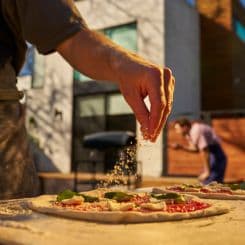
[188,123,220,151]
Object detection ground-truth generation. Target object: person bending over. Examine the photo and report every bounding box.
[170,118,227,184]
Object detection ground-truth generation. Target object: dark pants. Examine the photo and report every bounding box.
[203,144,227,185]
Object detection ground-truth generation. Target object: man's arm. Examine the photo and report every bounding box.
[56,28,175,142]
[169,142,199,153]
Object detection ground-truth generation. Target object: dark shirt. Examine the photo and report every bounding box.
[0,0,85,75]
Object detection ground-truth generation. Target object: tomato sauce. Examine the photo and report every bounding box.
[166,200,210,213]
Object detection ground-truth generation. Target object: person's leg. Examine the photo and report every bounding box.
[219,158,227,183]
[203,171,220,185]
[0,102,39,199]
[203,162,226,185]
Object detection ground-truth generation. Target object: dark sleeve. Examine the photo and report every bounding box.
[15,0,87,54]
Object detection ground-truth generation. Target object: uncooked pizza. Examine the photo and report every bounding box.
[28,188,229,223]
[153,182,245,200]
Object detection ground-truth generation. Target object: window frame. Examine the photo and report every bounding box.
[73,21,137,83]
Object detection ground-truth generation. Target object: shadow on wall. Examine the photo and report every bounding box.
[30,141,59,172]
[26,64,72,172]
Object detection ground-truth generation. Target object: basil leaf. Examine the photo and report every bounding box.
[81,194,99,203]
[226,183,240,190]
[57,190,99,203]
[56,189,76,202]
[239,182,245,190]
[104,192,133,202]
[225,183,245,190]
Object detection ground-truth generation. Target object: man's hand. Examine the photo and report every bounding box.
[57,28,175,141]
[117,62,175,142]
[168,143,182,150]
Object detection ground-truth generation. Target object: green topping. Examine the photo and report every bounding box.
[226,183,245,190]
[226,183,240,190]
[56,190,77,202]
[183,184,202,188]
[240,182,245,190]
[104,191,133,202]
[80,194,99,203]
[151,193,186,203]
[151,192,181,200]
[56,190,98,202]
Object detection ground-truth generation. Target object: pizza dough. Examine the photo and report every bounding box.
[28,190,229,224]
[153,183,245,200]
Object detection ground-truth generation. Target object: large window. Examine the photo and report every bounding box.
[73,93,135,172]
[19,43,34,77]
[72,23,137,173]
[73,22,137,82]
[18,43,45,88]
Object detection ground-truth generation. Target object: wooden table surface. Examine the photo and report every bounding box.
[0,196,244,245]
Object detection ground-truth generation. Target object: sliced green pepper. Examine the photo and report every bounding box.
[151,192,181,200]
[104,191,133,202]
[151,193,185,203]
[80,194,99,203]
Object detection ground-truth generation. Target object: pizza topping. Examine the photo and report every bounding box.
[149,197,162,203]
[57,190,99,203]
[54,189,213,214]
[61,196,84,205]
[225,183,245,191]
[104,191,133,202]
[200,187,232,195]
[226,183,240,190]
[166,186,186,192]
[151,192,180,199]
[183,184,202,188]
[80,202,109,211]
[140,202,166,211]
[130,194,150,205]
[151,193,186,204]
[107,201,135,211]
[167,200,210,213]
[166,184,202,193]
[163,182,245,197]
[81,194,99,203]
[57,190,77,202]
[200,187,212,193]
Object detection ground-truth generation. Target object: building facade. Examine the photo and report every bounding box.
[197,0,245,110]
[167,0,245,180]
[18,0,200,176]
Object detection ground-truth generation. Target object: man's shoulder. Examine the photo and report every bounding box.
[190,122,202,132]
[192,122,211,131]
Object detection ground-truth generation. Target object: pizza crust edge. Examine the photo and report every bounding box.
[153,187,245,200]
[27,195,229,224]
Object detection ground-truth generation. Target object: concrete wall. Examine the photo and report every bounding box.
[77,0,165,177]
[25,53,73,173]
[165,0,200,119]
